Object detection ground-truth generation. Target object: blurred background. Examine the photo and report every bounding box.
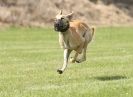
[0,0,133,27]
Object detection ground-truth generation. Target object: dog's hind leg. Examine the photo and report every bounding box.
[75,41,88,63]
[76,29,94,63]
[70,41,84,63]
[57,49,72,74]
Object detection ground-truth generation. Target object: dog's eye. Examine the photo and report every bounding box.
[61,17,64,20]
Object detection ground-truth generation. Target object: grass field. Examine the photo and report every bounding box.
[0,26,133,97]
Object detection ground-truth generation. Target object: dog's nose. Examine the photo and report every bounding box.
[54,22,60,31]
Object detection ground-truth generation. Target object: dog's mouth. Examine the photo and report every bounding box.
[54,19,69,32]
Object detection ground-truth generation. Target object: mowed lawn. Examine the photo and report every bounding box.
[0,26,133,97]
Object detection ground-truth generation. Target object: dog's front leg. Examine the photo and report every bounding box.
[57,49,72,74]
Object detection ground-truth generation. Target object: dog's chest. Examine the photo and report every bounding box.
[59,31,83,49]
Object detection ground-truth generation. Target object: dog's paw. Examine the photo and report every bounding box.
[75,60,81,63]
[57,69,63,74]
[76,58,86,63]
[70,57,76,63]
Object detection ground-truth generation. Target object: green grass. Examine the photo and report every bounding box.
[0,26,133,97]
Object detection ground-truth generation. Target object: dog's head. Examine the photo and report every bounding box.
[54,10,73,32]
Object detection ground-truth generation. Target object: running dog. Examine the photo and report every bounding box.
[54,10,94,74]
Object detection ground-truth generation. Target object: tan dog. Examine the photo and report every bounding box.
[54,10,94,74]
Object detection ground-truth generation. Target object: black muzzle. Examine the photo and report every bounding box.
[54,19,69,32]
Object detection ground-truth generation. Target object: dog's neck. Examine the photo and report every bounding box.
[60,23,69,32]
[59,28,69,35]
[59,29,70,49]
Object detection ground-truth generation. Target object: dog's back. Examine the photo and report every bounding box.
[70,20,88,36]
[70,20,94,42]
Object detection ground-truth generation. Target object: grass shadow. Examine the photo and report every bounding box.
[94,75,127,81]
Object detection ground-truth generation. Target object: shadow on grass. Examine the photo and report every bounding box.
[94,75,127,81]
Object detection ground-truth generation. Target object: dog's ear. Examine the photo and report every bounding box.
[58,10,62,15]
[66,12,73,20]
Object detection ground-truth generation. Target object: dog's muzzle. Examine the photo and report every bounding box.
[54,19,69,32]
